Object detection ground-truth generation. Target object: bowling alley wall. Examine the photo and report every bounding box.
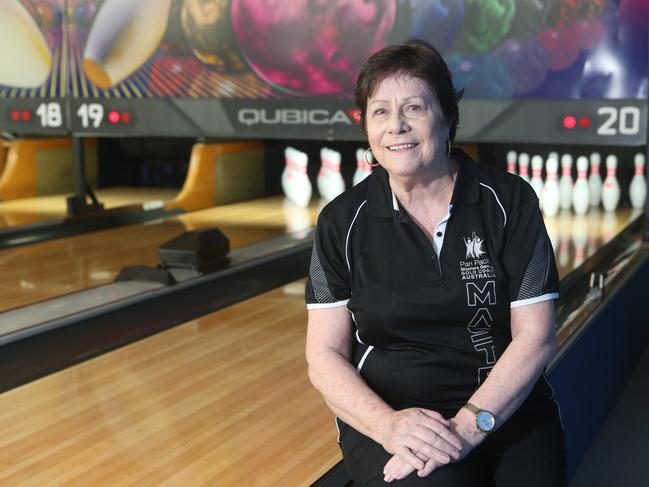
[0,0,647,141]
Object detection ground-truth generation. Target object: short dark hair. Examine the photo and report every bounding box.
[354,39,463,143]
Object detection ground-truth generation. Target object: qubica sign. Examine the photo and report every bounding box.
[238,108,353,126]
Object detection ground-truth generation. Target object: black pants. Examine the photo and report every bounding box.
[339,399,567,487]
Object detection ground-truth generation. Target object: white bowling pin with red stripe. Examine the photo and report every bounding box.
[317,148,345,202]
[559,154,573,211]
[281,147,311,208]
[353,148,373,186]
[602,155,620,212]
[630,153,646,209]
[506,151,517,175]
[542,155,560,217]
[531,155,544,208]
[588,152,602,207]
[572,156,590,215]
[518,153,530,183]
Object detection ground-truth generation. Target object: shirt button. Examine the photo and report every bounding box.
[436,231,443,237]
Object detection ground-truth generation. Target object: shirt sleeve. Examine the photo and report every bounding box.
[503,197,560,308]
[305,211,351,309]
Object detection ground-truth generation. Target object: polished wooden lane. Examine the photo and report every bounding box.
[0,196,321,312]
[0,280,340,486]
[0,187,180,228]
[543,208,639,279]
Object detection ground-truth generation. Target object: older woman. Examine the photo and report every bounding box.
[305,39,566,486]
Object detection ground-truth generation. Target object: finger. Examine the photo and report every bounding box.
[403,435,454,465]
[418,459,440,478]
[409,427,461,459]
[423,421,464,451]
[395,445,425,471]
[418,409,449,424]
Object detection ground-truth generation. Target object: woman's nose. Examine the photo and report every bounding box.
[388,111,409,134]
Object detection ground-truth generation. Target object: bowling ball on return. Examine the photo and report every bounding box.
[231,0,397,96]
[181,0,247,72]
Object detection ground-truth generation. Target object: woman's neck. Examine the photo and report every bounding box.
[389,157,458,208]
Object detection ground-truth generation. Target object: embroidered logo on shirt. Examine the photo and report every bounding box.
[460,232,496,281]
[464,232,485,259]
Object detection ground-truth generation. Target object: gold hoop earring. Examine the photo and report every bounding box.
[446,140,452,158]
[364,148,380,167]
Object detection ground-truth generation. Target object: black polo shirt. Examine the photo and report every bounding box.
[306,149,559,415]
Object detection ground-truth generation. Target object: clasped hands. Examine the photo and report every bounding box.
[379,407,483,482]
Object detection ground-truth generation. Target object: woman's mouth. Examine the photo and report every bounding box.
[387,143,418,152]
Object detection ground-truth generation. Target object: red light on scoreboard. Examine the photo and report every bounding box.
[107,110,132,125]
[21,111,31,122]
[579,116,591,128]
[563,115,577,129]
[10,110,21,121]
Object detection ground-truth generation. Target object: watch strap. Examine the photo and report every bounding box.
[463,402,480,415]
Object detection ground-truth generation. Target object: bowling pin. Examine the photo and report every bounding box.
[602,155,620,212]
[506,151,517,175]
[317,148,345,202]
[542,155,560,218]
[518,153,530,183]
[281,147,312,208]
[0,0,51,87]
[559,154,573,211]
[530,155,544,208]
[353,148,373,186]
[83,0,173,89]
[630,153,647,209]
[548,151,559,162]
[588,152,602,207]
[572,156,590,215]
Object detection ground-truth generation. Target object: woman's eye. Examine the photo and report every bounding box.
[373,108,386,116]
[407,104,421,113]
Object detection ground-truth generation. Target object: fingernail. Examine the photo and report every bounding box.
[441,454,450,463]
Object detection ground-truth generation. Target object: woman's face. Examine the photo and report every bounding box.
[365,74,450,179]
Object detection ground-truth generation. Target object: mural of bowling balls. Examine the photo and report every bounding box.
[494,37,548,95]
[181,0,247,72]
[547,0,606,29]
[508,0,552,38]
[454,0,515,52]
[409,0,464,52]
[537,26,581,71]
[231,0,396,96]
[448,53,513,98]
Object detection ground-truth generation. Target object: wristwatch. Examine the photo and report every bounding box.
[462,403,496,433]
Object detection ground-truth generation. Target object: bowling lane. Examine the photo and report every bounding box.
[0,196,321,313]
[0,279,340,486]
[0,187,179,228]
[544,208,639,279]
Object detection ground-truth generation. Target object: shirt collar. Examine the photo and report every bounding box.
[366,148,480,218]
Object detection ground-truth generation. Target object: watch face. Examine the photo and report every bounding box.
[476,411,496,432]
